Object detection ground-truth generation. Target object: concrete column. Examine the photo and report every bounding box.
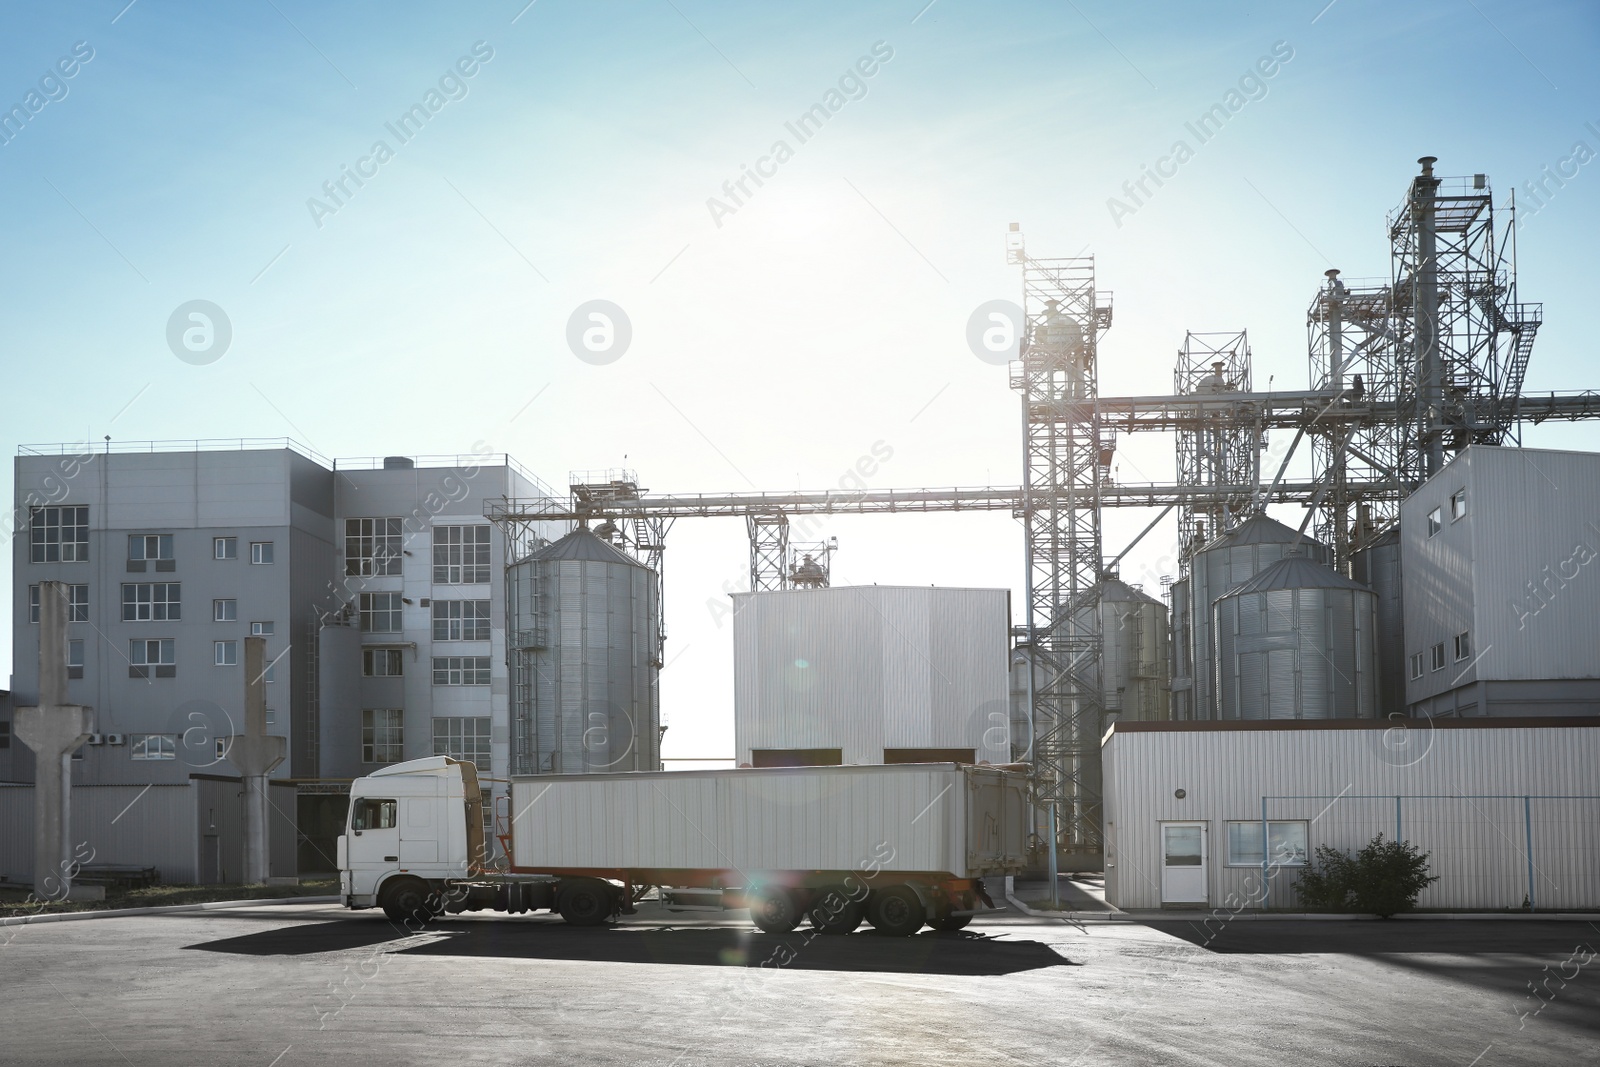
[227,636,286,884]
[14,580,95,900]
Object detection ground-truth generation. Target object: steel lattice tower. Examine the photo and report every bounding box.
[1173,332,1255,570]
[1010,241,1113,857]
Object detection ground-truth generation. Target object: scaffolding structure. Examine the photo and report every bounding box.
[1174,331,1256,569]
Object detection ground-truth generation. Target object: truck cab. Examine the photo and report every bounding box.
[339,756,484,917]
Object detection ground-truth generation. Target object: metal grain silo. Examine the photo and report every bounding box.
[1189,514,1330,719]
[1350,528,1405,716]
[1168,578,1192,720]
[1093,579,1170,723]
[506,528,660,775]
[1213,554,1378,719]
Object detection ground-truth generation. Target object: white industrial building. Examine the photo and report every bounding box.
[732,586,1012,767]
[1102,718,1600,911]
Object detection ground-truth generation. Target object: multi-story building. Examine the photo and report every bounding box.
[5,441,564,870]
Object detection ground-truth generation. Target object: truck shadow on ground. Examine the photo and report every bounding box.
[188,918,1075,975]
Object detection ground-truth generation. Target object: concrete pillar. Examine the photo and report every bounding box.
[14,580,95,900]
[227,636,286,884]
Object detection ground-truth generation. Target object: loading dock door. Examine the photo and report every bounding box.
[1160,822,1208,905]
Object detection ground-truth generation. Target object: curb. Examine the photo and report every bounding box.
[0,896,340,928]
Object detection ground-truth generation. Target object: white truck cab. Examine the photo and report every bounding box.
[339,756,484,916]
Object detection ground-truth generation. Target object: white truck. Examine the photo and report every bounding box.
[338,756,1030,936]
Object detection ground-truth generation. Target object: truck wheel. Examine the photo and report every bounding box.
[557,879,614,927]
[929,915,972,932]
[867,886,926,937]
[380,878,434,927]
[748,886,801,934]
[806,886,864,935]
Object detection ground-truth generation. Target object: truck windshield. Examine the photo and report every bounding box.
[352,798,397,831]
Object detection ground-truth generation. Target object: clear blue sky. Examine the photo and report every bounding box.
[4,0,1598,759]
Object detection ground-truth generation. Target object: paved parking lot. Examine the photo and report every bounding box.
[2,902,1595,1066]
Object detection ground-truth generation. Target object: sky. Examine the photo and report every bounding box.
[3,0,1598,763]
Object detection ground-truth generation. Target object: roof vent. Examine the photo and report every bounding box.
[382,456,415,470]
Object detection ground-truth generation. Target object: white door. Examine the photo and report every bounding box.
[1160,822,1208,905]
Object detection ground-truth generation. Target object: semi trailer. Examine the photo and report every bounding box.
[338,756,1030,936]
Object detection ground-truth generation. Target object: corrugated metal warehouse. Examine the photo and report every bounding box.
[732,586,1011,767]
[1102,719,1600,912]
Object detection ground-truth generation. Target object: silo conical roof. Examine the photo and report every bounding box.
[1217,554,1370,598]
[1097,577,1165,607]
[1202,513,1320,552]
[531,526,643,566]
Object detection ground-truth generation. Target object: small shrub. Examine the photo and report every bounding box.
[1296,834,1439,918]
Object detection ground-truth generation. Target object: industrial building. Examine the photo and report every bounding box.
[1102,719,1600,911]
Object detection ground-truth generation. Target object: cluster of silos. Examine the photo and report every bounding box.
[1088,578,1171,724]
[1176,513,1379,719]
[504,527,661,775]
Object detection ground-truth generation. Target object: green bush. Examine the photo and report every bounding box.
[1295,834,1438,918]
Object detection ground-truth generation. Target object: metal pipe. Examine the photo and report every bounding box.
[1414,156,1444,475]
[1047,802,1060,909]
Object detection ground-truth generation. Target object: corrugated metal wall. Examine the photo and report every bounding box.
[1103,723,1600,911]
[0,783,197,884]
[732,587,1010,765]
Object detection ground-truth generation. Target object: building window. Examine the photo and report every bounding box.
[1426,507,1442,537]
[250,541,274,565]
[345,518,404,577]
[432,599,492,641]
[362,709,404,764]
[215,640,238,666]
[67,639,84,680]
[130,638,176,679]
[251,621,274,636]
[266,709,276,726]
[214,536,238,560]
[359,592,403,633]
[122,583,181,622]
[433,525,492,584]
[28,584,88,623]
[29,506,89,563]
[433,716,491,768]
[127,534,174,563]
[1454,631,1472,662]
[263,662,278,684]
[432,656,491,685]
[1450,491,1467,521]
[1408,652,1424,680]
[130,734,177,760]
[1227,821,1308,867]
[214,599,237,622]
[1430,642,1446,671]
[363,648,404,677]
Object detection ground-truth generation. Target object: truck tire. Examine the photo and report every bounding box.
[928,914,972,932]
[748,886,801,934]
[867,886,926,937]
[806,886,864,935]
[380,878,435,927]
[557,879,614,927]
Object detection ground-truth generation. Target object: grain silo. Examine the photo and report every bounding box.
[1350,528,1405,716]
[1085,578,1170,723]
[1167,577,1192,720]
[1212,553,1378,719]
[505,527,660,774]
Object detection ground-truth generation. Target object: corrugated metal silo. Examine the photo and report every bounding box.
[1189,514,1331,719]
[506,528,660,775]
[1092,579,1170,723]
[1350,528,1405,716]
[1213,554,1378,719]
[1168,578,1192,720]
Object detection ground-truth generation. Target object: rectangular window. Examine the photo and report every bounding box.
[363,648,404,676]
[251,621,274,636]
[265,709,276,726]
[433,525,492,584]
[1408,652,1424,680]
[264,662,278,684]
[214,536,238,560]
[359,592,404,633]
[122,583,181,622]
[130,734,177,760]
[1450,491,1467,521]
[67,639,84,679]
[432,716,491,768]
[215,640,238,666]
[362,710,404,765]
[352,796,398,829]
[432,656,491,686]
[1426,506,1443,537]
[214,599,237,622]
[1430,642,1446,671]
[29,506,89,563]
[432,599,492,641]
[129,639,176,679]
[127,534,174,561]
[1454,631,1472,662]
[250,541,274,565]
[1227,821,1309,867]
[345,517,404,577]
[28,584,88,623]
